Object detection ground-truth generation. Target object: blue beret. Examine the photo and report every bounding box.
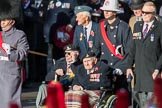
[74,5,92,14]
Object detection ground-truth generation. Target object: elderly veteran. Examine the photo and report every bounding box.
[126,1,162,107]
[65,52,111,108]
[36,44,81,108]
[73,5,99,60]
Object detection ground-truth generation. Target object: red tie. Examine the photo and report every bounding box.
[143,24,149,38]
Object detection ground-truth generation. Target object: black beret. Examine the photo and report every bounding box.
[64,44,80,52]
[83,51,96,59]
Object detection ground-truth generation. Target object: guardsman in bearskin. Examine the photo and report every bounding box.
[73,5,99,60]
[65,51,111,107]
[93,0,132,90]
[0,0,29,108]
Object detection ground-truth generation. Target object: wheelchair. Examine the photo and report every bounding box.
[94,73,120,108]
[95,74,141,108]
[95,87,117,108]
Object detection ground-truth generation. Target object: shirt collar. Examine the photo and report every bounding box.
[87,67,94,74]
[83,21,92,29]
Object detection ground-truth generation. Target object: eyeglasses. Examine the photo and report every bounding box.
[65,52,71,55]
[142,11,155,15]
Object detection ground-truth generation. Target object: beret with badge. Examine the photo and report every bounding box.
[74,5,92,14]
[83,51,96,59]
[64,44,80,52]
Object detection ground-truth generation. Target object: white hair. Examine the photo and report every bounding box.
[81,11,91,20]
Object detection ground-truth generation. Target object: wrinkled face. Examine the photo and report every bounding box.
[65,50,79,63]
[103,10,116,20]
[0,19,15,32]
[76,12,87,26]
[142,5,155,23]
[133,7,142,17]
[83,57,96,70]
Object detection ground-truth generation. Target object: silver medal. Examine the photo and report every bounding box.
[150,34,154,42]
[56,1,62,7]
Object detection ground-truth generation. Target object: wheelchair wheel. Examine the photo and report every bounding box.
[103,95,117,108]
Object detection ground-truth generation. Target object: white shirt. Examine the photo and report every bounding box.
[142,20,154,33]
[83,21,92,41]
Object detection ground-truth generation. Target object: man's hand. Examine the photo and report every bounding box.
[2,43,11,55]
[73,85,83,91]
[55,69,64,76]
[152,69,159,79]
[126,68,134,78]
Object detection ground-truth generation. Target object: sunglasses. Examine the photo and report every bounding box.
[142,11,155,15]
[65,52,71,55]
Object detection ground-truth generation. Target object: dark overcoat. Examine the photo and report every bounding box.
[45,57,80,90]
[127,19,162,92]
[94,18,132,72]
[73,21,99,60]
[72,61,111,90]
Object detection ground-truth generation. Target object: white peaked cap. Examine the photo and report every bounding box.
[100,0,121,12]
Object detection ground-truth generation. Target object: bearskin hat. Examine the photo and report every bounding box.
[0,0,20,20]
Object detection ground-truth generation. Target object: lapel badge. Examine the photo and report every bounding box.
[90,30,94,36]
[150,34,155,42]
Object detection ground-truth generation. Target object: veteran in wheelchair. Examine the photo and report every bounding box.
[65,52,117,108]
[36,44,81,108]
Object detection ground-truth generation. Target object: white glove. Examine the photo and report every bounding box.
[114,68,123,75]
[2,43,11,55]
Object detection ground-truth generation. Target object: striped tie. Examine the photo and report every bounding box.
[143,24,148,38]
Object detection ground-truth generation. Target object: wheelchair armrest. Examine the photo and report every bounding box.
[100,87,113,92]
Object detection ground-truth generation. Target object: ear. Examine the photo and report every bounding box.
[94,57,97,64]
[11,19,15,26]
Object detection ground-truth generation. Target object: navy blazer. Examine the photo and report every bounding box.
[73,21,99,60]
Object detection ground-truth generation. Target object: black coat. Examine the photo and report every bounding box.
[127,19,162,92]
[45,58,80,82]
[94,18,132,72]
[73,21,99,60]
[72,61,111,90]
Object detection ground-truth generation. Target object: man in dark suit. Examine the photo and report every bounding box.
[126,1,162,107]
[73,5,99,60]
[65,52,111,107]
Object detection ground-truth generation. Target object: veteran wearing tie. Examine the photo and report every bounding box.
[126,1,162,107]
[73,5,99,60]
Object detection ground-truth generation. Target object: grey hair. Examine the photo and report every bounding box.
[143,1,156,14]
